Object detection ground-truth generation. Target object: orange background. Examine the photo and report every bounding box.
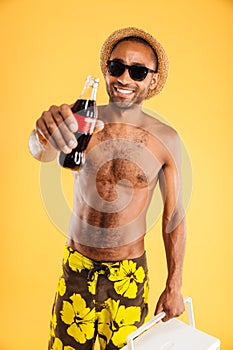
[0,0,232,349]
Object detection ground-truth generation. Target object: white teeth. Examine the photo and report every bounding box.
[117,88,133,94]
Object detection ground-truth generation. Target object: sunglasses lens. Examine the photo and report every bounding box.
[107,61,125,77]
[129,66,148,81]
[107,60,149,81]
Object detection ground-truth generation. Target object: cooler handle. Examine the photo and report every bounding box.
[126,296,195,350]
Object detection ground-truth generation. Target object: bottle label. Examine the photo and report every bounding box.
[73,113,96,134]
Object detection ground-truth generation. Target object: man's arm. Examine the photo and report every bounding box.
[155,130,186,321]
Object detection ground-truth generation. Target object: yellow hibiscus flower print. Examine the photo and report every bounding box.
[63,246,70,265]
[51,337,75,350]
[98,298,141,349]
[143,277,149,304]
[68,252,85,272]
[109,260,145,298]
[87,272,98,295]
[50,311,57,338]
[60,293,95,343]
[58,277,66,296]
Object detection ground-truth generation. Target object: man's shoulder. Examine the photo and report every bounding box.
[142,112,180,143]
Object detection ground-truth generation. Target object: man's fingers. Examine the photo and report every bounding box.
[48,127,73,154]
[36,113,58,150]
[154,302,164,316]
[65,115,78,133]
[43,104,80,152]
[161,314,170,322]
[35,103,103,154]
[154,291,185,322]
[162,308,176,322]
[56,119,77,150]
[83,118,104,135]
[59,104,78,132]
[161,303,184,322]
[93,120,104,134]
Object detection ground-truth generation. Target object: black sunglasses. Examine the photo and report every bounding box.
[107,60,156,82]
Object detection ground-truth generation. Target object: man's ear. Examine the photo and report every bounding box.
[149,73,160,91]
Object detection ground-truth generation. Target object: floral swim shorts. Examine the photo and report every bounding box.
[48,245,149,350]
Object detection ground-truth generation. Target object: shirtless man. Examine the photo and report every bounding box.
[29,27,186,350]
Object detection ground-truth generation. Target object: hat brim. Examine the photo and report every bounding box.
[100,27,168,99]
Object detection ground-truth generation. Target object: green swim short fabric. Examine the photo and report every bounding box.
[48,245,149,350]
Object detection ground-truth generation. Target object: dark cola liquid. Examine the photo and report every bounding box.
[59,99,96,170]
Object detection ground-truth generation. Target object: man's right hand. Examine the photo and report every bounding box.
[35,104,79,154]
[30,103,104,162]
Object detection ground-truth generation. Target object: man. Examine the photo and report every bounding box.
[29,27,186,350]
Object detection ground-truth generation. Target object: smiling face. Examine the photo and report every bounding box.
[105,40,160,109]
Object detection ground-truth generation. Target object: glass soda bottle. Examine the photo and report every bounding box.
[59,76,99,170]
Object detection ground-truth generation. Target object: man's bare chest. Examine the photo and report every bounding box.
[83,124,162,187]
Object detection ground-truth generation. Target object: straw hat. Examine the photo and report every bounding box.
[100,27,169,99]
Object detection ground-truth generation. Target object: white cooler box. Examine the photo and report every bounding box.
[122,297,220,350]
